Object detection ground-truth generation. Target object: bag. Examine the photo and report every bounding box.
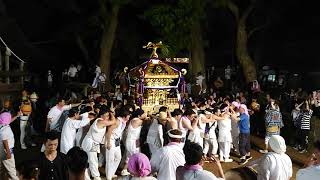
[115,138,121,147]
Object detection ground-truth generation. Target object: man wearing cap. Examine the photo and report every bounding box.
[247,135,292,180]
[150,129,185,180]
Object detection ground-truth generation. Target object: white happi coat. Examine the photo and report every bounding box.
[296,165,320,180]
[257,152,292,180]
[125,120,142,157]
[146,119,164,154]
[60,113,90,154]
[150,142,185,180]
[218,115,232,143]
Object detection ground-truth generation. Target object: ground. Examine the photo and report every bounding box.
[13,135,304,180]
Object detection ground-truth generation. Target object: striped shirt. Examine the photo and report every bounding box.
[299,110,313,130]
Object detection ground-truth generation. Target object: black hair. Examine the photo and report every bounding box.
[44,131,59,142]
[131,108,145,119]
[117,107,131,118]
[183,142,203,165]
[172,109,183,117]
[159,106,168,113]
[16,160,39,179]
[183,108,196,116]
[57,97,65,103]
[212,107,220,114]
[314,140,320,151]
[83,106,93,113]
[66,147,88,175]
[220,103,228,112]
[68,108,79,117]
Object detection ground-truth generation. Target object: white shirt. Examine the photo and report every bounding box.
[47,105,72,130]
[176,166,222,180]
[218,115,232,142]
[296,165,320,180]
[150,142,185,180]
[196,75,205,86]
[60,113,91,154]
[68,66,78,77]
[0,125,15,159]
[257,152,292,180]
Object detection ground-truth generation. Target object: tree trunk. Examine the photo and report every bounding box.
[236,20,257,83]
[99,4,119,90]
[190,21,206,81]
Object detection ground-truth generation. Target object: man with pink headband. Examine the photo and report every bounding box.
[0,112,19,180]
[231,104,251,165]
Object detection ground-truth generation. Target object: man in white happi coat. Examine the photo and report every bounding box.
[247,135,292,180]
[146,111,168,155]
[105,108,130,180]
[150,129,185,180]
[60,109,94,154]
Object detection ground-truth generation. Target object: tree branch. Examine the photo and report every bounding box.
[226,0,239,22]
[248,24,266,38]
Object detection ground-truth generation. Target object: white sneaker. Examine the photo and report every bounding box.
[121,169,130,176]
[21,144,27,150]
[219,157,224,162]
[224,158,233,163]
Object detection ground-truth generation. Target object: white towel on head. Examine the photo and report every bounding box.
[269,135,286,154]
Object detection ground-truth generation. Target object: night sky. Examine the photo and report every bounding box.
[1,0,320,73]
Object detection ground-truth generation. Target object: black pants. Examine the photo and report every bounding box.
[239,133,251,156]
[297,129,309,150]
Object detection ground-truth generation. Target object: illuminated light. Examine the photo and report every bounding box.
[151,59,159,64]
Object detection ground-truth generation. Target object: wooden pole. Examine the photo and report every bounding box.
[5,47,11,84]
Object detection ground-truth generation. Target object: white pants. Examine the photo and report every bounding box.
[219,142,231,159]
[20,120,28,147]
[86,152,100,178]
[203,138,218,155]
[105,146,121,180]
[148,143,159,156]
[1,155,19,180]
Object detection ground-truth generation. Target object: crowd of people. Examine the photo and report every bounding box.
[0,70,320,180]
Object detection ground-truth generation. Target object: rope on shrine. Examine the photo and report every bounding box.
[0,36,26,63]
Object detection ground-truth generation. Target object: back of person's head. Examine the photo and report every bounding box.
[172,109,183,117]
[116,107,130,118]
[159,106,168,113]
[183,142,203,165]
[131,108,145,119]
[167,129,183,143]
[17,160,39,180]
[183,108,196,116]
[68,108,79,118]
[66,147,88,179]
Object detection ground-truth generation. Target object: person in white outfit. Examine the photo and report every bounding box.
[247,135,292,180]
[82,109,116,180]
[125,109,147,157]
[105,108,130,180]
[60,109,94,154]
[150,129,186,180]
[203,107,220,159]
[178,109,198,146]
[146,111,168,156]
[217,104,233,162]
